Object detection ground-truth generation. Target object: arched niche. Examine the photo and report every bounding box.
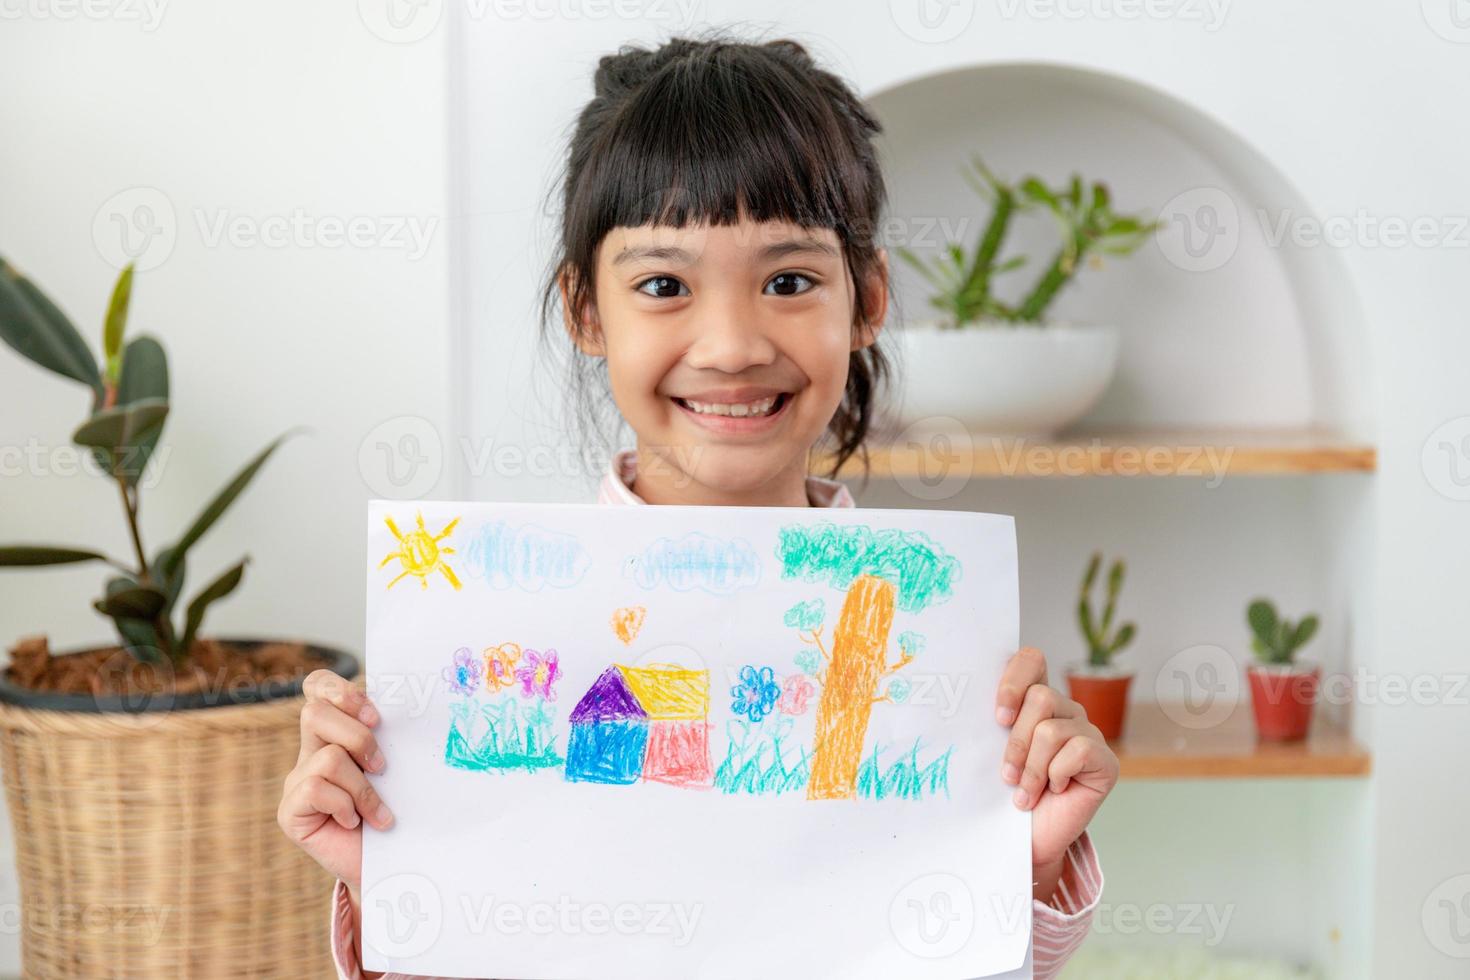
[867,62,1374,439]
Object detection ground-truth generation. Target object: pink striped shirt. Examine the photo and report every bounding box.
[331,449,1101,978]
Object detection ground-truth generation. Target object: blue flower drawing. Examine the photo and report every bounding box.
[731,665,781,723]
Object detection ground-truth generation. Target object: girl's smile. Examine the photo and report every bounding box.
[670,388,793,433]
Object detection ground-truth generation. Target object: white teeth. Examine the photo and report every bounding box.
[681,396,780,418]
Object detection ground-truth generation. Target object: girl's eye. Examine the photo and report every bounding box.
[636,276,689,299]
[765,272,815,297]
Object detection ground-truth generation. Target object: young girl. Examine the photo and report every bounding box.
[280,33,1116,980]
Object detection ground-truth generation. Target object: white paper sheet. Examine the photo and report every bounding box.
[361,500,1031,979]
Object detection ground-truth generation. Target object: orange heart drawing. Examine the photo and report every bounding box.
[611,606,646,645]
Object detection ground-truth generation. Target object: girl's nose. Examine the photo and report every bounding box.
[683,297,778,373]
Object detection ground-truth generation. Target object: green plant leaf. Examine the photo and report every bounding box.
[1101,558,1125,634]
[94,579,168,620]
[1081,551,1102,594]
[160,431,298,579]
[897,248,953,293]
[112,615,164,663]
[1247,600,1278,645]
[1109,622,1136,654]
[0,256,102,395]
[116,335,168,405]
[102,264,134,383]
[180,559,247,654]
[0,545,111,566]
[114,336,170,486]
[960,154,1005,203]
[1077,595,1096,648]
[1019,178,1058,210]
[1291,615,1319,654]
[152,545,186,614]
[72,398,169,480]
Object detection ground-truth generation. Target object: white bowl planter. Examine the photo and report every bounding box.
[893,320,1120,437]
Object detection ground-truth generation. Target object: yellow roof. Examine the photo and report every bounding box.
[617,664,709,720]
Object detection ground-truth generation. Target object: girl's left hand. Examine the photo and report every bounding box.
[994,647,1119,900]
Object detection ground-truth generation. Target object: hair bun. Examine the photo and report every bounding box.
[762,38,813,64]
[592,37,704,97]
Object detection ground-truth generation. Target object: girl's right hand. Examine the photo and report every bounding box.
[277,669,395,889]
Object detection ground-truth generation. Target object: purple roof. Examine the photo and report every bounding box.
[569,667,648,723]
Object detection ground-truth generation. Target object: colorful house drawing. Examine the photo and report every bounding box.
[564,664,712,786]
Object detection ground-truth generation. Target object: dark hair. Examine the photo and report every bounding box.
[537,30,892,480]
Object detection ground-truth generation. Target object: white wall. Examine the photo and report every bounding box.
[0,3,452,973]
[3,1,1468,977]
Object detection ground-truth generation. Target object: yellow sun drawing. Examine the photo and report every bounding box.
[380,512,463,591]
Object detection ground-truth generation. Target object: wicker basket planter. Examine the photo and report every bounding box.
[0,639,357,979]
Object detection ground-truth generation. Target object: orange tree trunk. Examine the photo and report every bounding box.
[807,574,897,800]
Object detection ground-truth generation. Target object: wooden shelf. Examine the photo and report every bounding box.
[829,429,1376,479]
[1114,703,1371,780]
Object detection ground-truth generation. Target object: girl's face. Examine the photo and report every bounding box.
[569,216,886,506]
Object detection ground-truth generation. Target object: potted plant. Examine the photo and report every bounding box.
[0,256,356,978]
[1065,552,1137,741]
[894,155,1157,436]
[1245,599,1320,741]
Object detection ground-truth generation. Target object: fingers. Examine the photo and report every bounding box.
[995,647,1048,726]
[303,669,378,727]
[282,773,361,833]
[1045,730,1117,798]
[1014,716,1092,809]
[1001,682,1081,795]
[300,742,395,830]
[297,697,384,774]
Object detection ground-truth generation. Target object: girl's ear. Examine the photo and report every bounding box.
[560,268,606,356]
[851,248,889,351]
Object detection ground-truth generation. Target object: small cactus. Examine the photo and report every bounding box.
[1246,599,1319,665]
[1077,552,1136,668]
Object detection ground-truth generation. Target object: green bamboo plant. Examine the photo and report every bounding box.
[1077,552,1137,669]
[1246,599,1319,666]
[0,256,292,665]
[898,155,1159,329]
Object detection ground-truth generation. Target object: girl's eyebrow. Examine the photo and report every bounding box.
[609,237,838,267]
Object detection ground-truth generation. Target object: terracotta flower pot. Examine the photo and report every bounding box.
[1246,662,1320,741]
[1066,667,1134,742]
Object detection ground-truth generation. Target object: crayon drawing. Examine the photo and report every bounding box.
[856,739,953,801]
[624,533,762,594]
[463,520,590,590]
[713,708,811,796]
[442,644,563,773]
[565,663,712,786]
[776,522,959,801]
[364,500,1030,980]
[610,605,646,645]
[379,511,462,591]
